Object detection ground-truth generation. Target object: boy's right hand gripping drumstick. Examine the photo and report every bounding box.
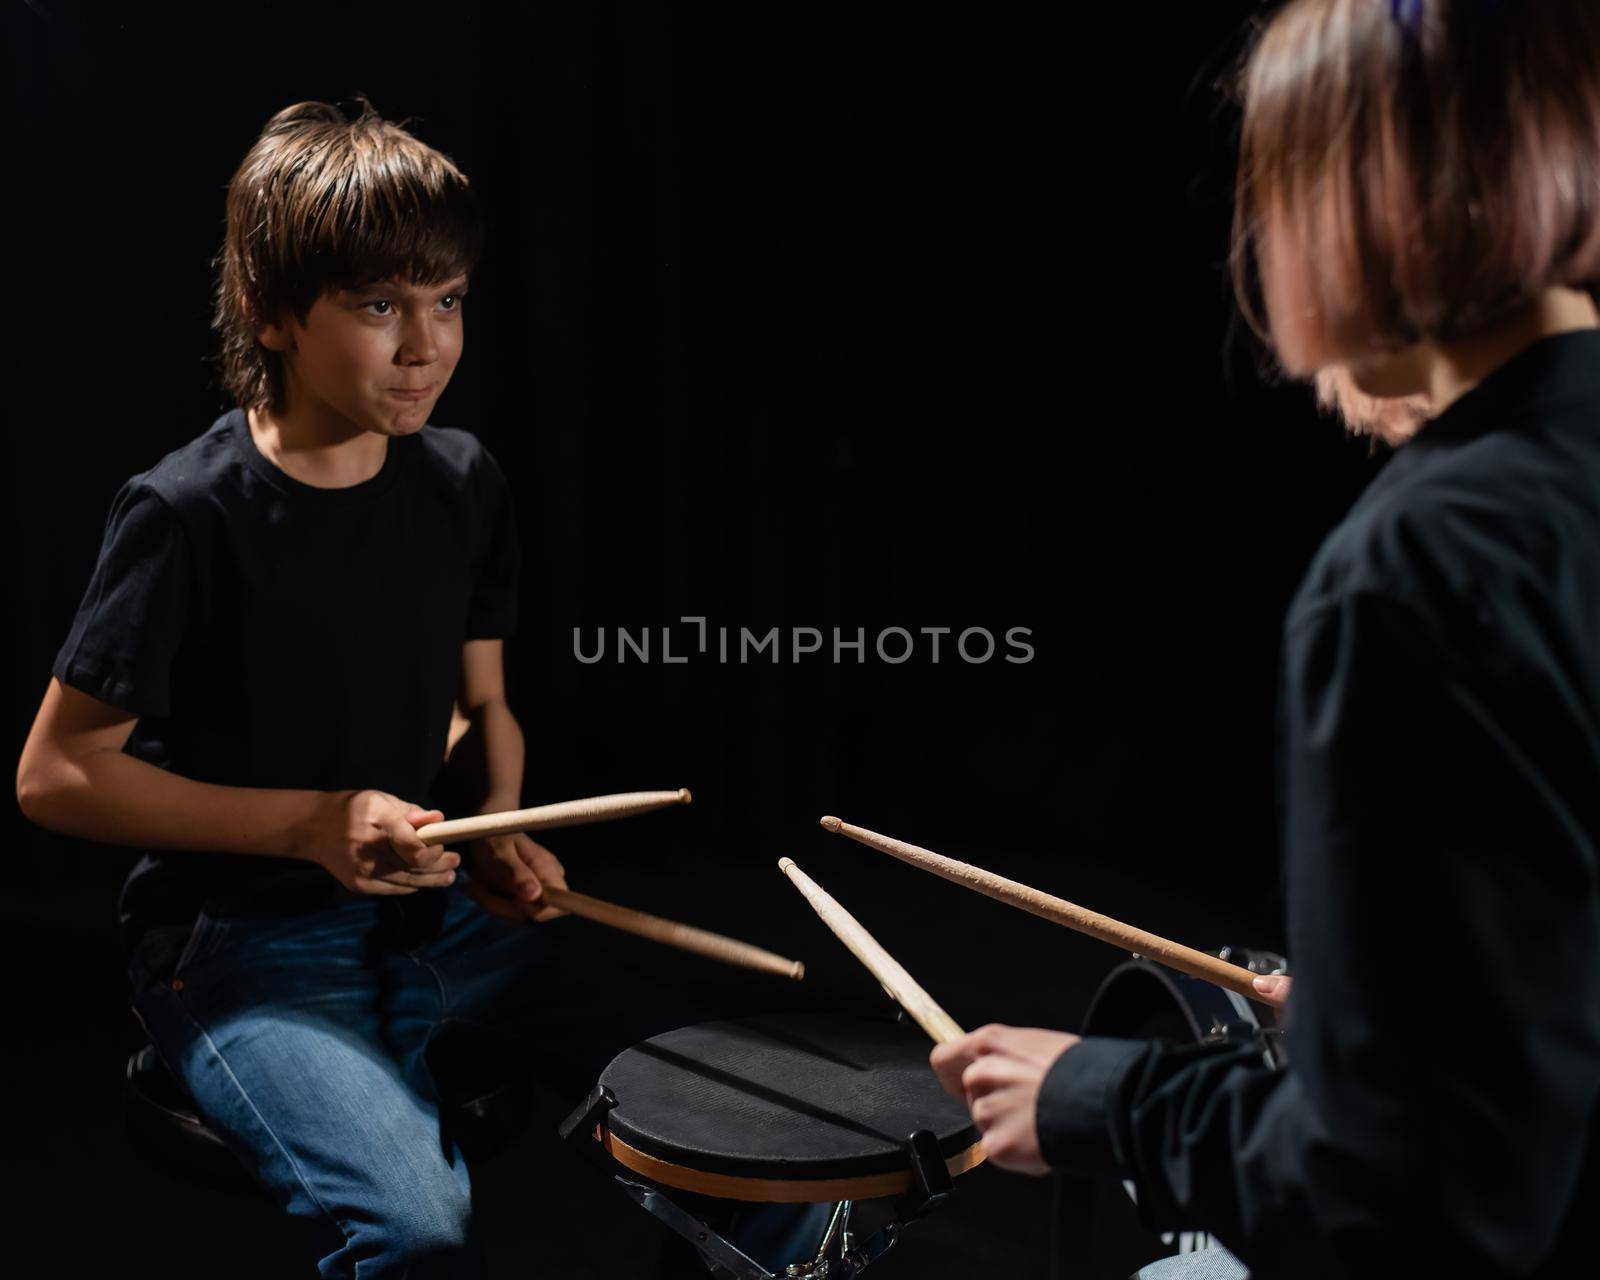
[820,816,1268,1005]
[778,857,964,1045]
[415,789,693,846]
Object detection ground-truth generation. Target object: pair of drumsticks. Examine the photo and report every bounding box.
[421,790,1264,1039]
[781,818,1269,1046]
[418,789,803,980]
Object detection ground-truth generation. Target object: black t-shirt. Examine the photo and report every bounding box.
[1036,330,1600,1275]
[53,409,519,946]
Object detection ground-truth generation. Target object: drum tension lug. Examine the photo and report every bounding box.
[558,1083,617,1143]
[895,1129,952,1221]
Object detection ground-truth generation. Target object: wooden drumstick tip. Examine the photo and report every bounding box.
[819,815,842,832]
[775,862,809,977]
[677,788,693,805]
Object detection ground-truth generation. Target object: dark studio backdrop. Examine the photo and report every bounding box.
[9,2,1382,1276]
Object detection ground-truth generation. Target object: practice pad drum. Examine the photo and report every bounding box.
[587,1011,984,1203]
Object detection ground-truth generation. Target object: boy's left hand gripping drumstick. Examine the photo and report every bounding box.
[778,857,964,1044]
[415,789,692,846]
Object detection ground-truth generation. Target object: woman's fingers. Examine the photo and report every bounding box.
[929,1032,984,1098]
[1252,974,1292,1007]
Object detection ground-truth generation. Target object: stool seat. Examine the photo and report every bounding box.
[123,1026,539,1193]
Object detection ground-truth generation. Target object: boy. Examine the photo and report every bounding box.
[17,100,816,1278]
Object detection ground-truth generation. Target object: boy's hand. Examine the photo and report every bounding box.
[929,1024,1082,1176]
[297,789,459,895]
[462,833,568,923]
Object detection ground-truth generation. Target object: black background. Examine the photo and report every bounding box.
[9,2,1382,1275]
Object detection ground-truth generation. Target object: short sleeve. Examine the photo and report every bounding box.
[465,448,519,639]
[52,480,194,719]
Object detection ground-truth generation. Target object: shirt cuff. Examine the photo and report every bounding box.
[1036,1036,1149,1174]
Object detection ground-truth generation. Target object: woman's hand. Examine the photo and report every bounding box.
[930,1024,1082,1176]
[461,832,568,922]
[296,789,459,894]
[1252,973,1292,1013]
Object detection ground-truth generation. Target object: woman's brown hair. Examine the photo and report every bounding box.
[1229,0,1600,432]
[214,99,483,412]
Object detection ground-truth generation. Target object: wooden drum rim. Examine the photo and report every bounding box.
[596,1125,986,1203]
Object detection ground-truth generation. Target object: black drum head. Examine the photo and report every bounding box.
[598,1011,979,1183]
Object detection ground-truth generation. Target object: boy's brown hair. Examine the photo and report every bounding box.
[1229,0,1600,431]
[215,99,483,412]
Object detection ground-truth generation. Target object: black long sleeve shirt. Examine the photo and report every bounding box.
[1038,331,1600,1278]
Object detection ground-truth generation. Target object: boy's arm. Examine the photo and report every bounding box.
[16,678,457,894]
[452,639,568,919]
[454,639,525,814]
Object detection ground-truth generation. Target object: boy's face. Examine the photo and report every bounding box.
[259,276,468,436]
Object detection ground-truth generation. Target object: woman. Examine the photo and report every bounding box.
[932,3,1600,1276]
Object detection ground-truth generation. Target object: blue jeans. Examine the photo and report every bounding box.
[1134,1247,1250,1280]
[129,880,828,1278]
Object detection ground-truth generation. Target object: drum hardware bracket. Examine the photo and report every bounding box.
[557,1083,617,1143]
[814,1127,953,1276]
[1202,1018,1288,1069]
[894,1128,953,1222]
[560,1088,831,1280]
[784,1198,849,1277]
[558,1088,777,1278]
[1214,945,1289,977]
[613,1176,776,1280]
[838,1220,897,1276]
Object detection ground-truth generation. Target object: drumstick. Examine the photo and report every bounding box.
[544,887,805,981]
[820,816,1267,1005]
[416,790,692,846]
[778,858,964,1044]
